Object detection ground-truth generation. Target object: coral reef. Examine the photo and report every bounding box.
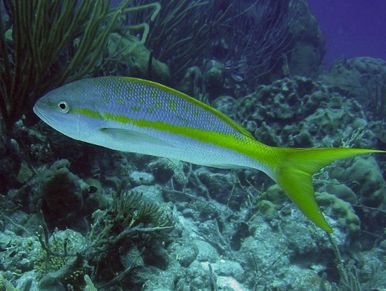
[0,1,385,290]
[287,0,325,77]
[315,192,360,234]
[104,32,170,82]
[2,74,385,289]
[321,57,386,121]
[234,77,376,149]
[132,0,302,89]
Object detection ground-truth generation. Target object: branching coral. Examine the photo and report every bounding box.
[129,0,215,78]
[88,190,173,249]
[84,190,174,286]
[0,0,126,133]
[31,190,174,289]
[130,0,294,87]
[122,2,161,44]
[221,0,295,86]
[0,0,161,134]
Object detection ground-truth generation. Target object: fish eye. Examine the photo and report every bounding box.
[58,101,70,113]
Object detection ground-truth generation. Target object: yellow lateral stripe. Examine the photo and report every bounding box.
[115,77,255,139]
[71,107,272,166]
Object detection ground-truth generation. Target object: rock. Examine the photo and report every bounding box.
[212,259,245,282]
[147,158,188,188]
[205,60,225,99]
[120,246,144,269]
[320,57,386,121]
[15,271,40,291]
[194,240,219,263]
[316,191,360,234]
[323,180,357,204]
[106,33,170,83]
[342,157,386,208]
[169,242,198,268]
[129,171,155,186]
[287,0,325,77]
[212,95,237,119]
[140,268,176,291]
[130,185,164,204]
[194,167,244,209]
[256,200,278,221]
[217,276,248,291]
[38,159,84,228]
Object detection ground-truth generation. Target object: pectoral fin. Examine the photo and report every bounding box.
[100,127,172,147]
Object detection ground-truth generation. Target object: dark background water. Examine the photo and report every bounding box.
[308,0,386,67]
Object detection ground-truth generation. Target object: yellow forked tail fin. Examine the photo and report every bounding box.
[273,147,384,233]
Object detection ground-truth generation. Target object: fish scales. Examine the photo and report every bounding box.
[92,77,248,139]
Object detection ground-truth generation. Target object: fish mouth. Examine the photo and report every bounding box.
[33,104,45,120]
[32,103,40,117]
[33,103,54,126]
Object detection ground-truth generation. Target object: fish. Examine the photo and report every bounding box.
[33,76,384,233]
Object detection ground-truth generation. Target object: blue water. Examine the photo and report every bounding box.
[308,0,386,66]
